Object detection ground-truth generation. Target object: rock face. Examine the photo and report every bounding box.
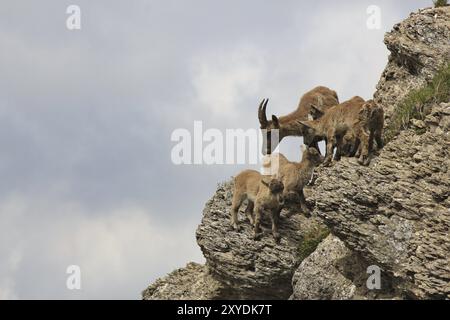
[302,6,450,299]
[143,7,450,300]
[291,235,358,300]
[309,102,450,299]
[290,234,403,300]
[196,181,327,299]
[292,6,450,300]
[375,6,450,122]
[142,263,226,300]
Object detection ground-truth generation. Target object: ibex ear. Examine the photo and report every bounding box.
[271,115,280,128]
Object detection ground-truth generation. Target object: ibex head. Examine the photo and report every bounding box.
[302,146,324,165]
[261,177,284,194]
[359,100,382,122]
[258,98,281,155]
[299,120,319,147]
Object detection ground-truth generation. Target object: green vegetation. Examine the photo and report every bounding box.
[384,63,450,143]
[433,0,448,7]
[298,227,330,261]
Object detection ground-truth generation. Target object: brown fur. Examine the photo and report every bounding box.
[258,86,339,154]
[300,96,366,165]
[231,170,284,241]
[300,97,385,166]
[355,100,384,165]
[273,147,323,215]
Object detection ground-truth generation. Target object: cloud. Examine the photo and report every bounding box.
[0,249,21,300]
[191,45,266,119]
[0,195,203,299]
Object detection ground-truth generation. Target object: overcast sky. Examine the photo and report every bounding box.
[0,0,429,299]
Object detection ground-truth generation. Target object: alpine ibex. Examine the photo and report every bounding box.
[355,99,384,165]
[258,86,339,155]
[231,171,284,241]
[271,146,323,214]
[299,96,366,165]
[327,99,384,165]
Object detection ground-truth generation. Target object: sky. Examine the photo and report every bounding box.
[0,0,430,299]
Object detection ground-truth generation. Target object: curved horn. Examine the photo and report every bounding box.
[258,98,269,127]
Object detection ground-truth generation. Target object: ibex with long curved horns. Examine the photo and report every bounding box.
[258,86,339,155]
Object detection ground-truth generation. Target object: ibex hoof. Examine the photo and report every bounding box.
[273,232,281,242]
[254,232,263,241]
[357,156,371,166]
[323,160,332,167]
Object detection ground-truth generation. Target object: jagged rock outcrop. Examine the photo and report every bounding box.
[195,181,327,299]
[290,235,358,300]
[375,6,450,122]
[143,6,450,300]
[290,234,402,300]
[143,181,328,300]
[291,6,450,300]
[142,263,225,300]
[309,102,450,299]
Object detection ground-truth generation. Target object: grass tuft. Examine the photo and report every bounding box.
[433,0,448,7]
[297,227,330,262]
[384,63,450,143]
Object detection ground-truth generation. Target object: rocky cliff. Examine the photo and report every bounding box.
[143,6,450,300]
[143,181,329,300]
